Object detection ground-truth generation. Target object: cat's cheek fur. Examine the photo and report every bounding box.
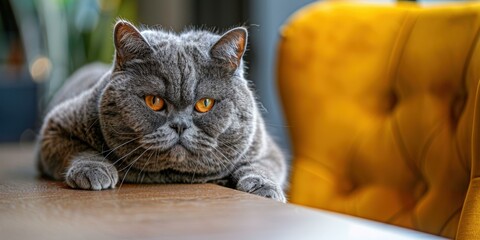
[101,85,166,137]
[194,100,234,137]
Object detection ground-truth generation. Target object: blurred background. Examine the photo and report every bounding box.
[0,0,468,156]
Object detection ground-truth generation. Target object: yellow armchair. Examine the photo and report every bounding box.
[277,2,480,239]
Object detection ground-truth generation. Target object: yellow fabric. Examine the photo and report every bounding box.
[277,2,480,239]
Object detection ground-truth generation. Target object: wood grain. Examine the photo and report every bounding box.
[0,143,442,240]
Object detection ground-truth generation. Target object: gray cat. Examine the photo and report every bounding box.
[37,20,287,202]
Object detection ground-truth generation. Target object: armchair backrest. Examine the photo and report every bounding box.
[277,2,480,238]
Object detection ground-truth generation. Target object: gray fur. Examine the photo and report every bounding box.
[37,20,287,202]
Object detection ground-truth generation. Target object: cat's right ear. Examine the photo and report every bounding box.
[113,20,152,70]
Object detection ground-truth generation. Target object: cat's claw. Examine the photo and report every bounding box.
[236,175,286,203]
[66,160,118,190]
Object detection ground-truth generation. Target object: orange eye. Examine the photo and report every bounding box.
[145,95,165,111]
[195,98,215,113]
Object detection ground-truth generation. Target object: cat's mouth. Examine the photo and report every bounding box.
[171,144,186,152]
[170,142,194,154]
[140,135,196,154]
[165,143,195,162]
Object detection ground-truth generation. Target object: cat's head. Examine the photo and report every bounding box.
[99,20,257,175]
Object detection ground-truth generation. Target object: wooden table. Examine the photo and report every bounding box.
[0,143,443,240]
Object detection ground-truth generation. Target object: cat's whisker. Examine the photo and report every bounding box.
[215,140,259,171]
[139,149,157,183]
[208,150,224,171]
[111,144,144,166]
[263,122,291,128]
[217,141,243,156]
[76,116,134,135]
[103,124,138,135]
[210,147,239,182]
[189,159,200,184]
[102,136,143,160]
[117,146,149,172]
[85,118,99,133]
[117,146,152,191]
[66,136,142,164]
[206,126,245,143]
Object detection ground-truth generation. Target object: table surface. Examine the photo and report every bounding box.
[0,143,443,240]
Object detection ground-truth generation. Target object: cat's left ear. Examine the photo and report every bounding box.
[210,27,248,71]
[113,20,152,70]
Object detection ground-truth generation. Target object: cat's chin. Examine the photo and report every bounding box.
[167,144,191,162]
[171,144,187,153]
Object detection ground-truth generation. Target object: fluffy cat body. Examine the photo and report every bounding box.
[38,21,286,202]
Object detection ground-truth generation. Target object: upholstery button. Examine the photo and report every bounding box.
[413,181,428,202]
[385,90,399,113]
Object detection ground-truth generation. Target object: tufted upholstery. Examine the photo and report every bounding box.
[277,2,480,239]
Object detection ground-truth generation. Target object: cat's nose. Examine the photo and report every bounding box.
[169,121,190,135]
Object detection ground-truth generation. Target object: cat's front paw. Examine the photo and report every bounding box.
[66,160,118,190]
[236,175,286,203]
